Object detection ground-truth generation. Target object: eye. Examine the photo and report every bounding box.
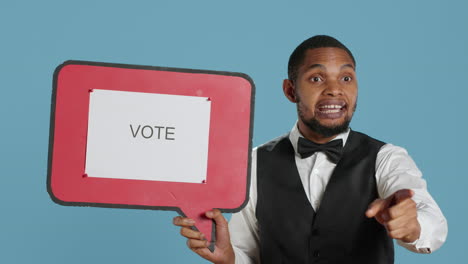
[342,76,352,82]
[310,76,323,82]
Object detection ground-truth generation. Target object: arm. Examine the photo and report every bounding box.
[229,148,261,264]
[367,144,448,253]
[173,149,260,264]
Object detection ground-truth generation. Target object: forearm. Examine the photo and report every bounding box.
[397,189,448,253]
[376,144,448,253]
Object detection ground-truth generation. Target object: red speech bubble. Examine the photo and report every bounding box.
[47,61,254,249]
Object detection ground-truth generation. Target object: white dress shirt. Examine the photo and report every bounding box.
[229,124,448,264]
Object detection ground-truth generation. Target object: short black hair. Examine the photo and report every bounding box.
[287,35,356,82]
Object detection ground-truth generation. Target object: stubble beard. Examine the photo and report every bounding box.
[296,99,357,138]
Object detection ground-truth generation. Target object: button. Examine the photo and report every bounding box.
[421,248,431,254]
[312,250,320,257]
[311,229,319,236]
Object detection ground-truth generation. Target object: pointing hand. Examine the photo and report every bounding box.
[366,189,421,243]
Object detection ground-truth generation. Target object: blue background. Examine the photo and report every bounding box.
[1,0,466,263]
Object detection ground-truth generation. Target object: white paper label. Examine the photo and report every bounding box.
[85,89,211,183]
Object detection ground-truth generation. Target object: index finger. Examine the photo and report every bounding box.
[366,198,390,218]
[173,216,196,227]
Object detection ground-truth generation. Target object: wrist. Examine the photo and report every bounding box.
[402,222,421,243]
[215,246,235,264]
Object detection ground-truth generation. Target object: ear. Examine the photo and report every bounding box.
[283,79,297,103]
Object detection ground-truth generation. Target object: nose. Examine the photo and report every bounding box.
[323,80,343,97]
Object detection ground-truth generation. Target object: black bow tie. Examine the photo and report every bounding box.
[297,137,343,163]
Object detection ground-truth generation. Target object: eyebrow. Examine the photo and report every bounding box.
[307,64,326,70]
[341,64,355,70]
[305,63,355,71]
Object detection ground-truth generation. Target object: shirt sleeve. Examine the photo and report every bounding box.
[229,148,261,264]
[376,144,448,253]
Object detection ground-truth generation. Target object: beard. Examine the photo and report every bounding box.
[299,115,351,137]
[296,99,357,138]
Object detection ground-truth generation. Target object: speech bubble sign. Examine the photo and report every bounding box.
[47,60,254,249]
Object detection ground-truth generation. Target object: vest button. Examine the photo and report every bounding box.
[312,250,320,258]
[311,229,319,236]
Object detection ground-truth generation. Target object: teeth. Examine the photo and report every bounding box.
[322,109,341,113]
[321,105,343,109]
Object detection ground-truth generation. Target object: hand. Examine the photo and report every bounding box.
[173,209,235,264]
[365,189,421,243]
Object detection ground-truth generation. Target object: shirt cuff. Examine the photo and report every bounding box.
[396,210,432,254]
[397,239,431,254]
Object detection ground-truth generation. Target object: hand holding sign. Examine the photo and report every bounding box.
[48,61,254,249]
[365,189,421,243]
[173,209,235,264]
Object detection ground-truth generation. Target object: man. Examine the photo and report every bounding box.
[173,35,447,263]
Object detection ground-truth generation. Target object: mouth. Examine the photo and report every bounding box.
[316,100,347,119]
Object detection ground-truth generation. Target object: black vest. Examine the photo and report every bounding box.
[256,130,394,264]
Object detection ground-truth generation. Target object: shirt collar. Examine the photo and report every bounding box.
[289,121,351,157]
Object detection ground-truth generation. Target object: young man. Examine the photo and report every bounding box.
[173,35,447,264]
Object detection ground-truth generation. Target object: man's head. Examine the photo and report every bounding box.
[283,35,358,141]
[287,35,356,82]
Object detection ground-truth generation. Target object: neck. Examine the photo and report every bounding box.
[297,121,340,144]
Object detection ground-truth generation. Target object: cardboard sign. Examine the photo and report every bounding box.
[47,61,254,249]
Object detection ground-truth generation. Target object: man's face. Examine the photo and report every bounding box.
[292,47,358,137]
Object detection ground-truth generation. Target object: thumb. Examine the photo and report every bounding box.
[206,209,231,247]
[393,189,414,204]
[366,198,390,218]
[366,189,415,218]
